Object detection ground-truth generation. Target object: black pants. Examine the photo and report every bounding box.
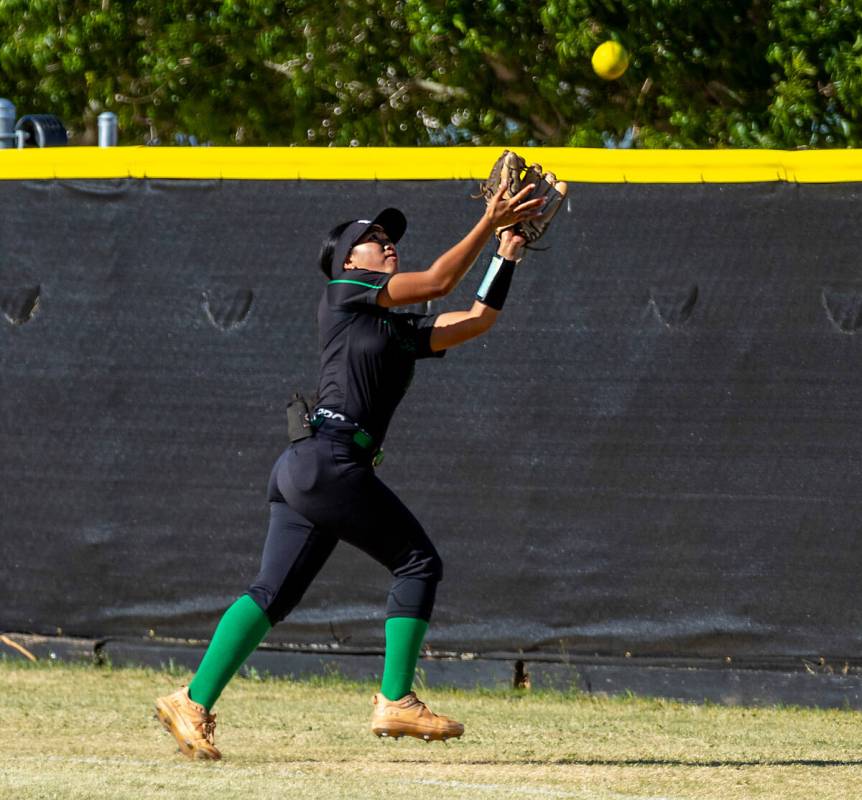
[246,425,443,626]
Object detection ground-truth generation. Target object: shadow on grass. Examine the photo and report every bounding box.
[270,755,862,768]
[550,757,862,768]
[355,756,862,768]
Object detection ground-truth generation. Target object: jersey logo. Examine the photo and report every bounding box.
[314,408,347,422]
[384,317,418,354]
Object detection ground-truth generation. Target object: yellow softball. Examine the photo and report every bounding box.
[592,41,630,80]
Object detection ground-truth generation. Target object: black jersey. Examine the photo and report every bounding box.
[315,268,445,445]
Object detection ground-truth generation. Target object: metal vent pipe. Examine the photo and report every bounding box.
[0,98,16,149]
[98,112,118,147]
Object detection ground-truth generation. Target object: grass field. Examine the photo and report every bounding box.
[1,659,860,800]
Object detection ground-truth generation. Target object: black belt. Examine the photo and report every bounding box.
[310,409,384,466]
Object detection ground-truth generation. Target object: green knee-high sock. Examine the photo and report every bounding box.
[188,594,272,710]
[380,617,429,701]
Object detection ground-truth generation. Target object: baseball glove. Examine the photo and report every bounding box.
[478,149,568,245]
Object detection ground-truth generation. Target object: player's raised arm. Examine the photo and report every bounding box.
[376,182,542,308]
[427,228,526,352]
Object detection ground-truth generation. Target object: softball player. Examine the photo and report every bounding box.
[155,183,541,759]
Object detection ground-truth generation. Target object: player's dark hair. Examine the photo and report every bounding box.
[319,221,354,278]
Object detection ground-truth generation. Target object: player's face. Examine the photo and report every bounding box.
[346,225,399,274]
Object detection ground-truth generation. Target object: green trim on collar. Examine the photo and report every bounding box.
[329,278,382,289]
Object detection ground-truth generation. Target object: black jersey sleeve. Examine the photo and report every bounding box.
[392,312,447,360]
[326,270,391,308]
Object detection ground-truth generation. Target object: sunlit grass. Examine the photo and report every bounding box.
[1,658,860,800]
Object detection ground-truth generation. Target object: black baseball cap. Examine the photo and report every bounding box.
[331,207,407,276]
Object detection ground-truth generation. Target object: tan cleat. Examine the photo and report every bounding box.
[371,691,464,742]
[154,686,222,760]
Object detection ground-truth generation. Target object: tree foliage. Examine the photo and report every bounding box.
[1,0,860,147]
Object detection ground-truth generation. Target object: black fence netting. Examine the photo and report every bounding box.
[2,178,861,660]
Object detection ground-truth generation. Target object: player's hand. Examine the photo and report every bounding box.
[484,181,544,231]
[497,227,527,261]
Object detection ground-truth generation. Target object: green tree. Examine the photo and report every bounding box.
[0,0,860,147]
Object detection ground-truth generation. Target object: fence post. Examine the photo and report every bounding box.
[98,112,118,147]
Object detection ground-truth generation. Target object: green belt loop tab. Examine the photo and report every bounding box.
[353,429,374,450]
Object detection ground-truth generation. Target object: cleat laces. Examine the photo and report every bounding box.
[200,713,217,745]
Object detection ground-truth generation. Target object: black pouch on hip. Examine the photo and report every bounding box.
[286,392,316,443]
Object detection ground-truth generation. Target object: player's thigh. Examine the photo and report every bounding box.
[247,501,338,623]
[339,476,441,577]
